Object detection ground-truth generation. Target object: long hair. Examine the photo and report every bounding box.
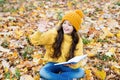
[52,24,79,60]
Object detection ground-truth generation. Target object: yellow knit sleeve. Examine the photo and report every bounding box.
[29,28,57,46]
[69,38,83,69]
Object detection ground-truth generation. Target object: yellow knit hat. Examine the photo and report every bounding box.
[62,10,84,31]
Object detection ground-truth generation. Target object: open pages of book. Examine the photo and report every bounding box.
[54,54,87,65]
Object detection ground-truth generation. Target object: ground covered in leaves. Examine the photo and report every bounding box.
[0,0,120,80]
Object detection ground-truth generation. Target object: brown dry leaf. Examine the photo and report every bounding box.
[20,75,34,80]
[2,59,10,69]
[0,46,10,53]
[16,61,34,68]
[106,74,116,80]
[16,64,25,68]
[16,22,24,27]
[23,61,34,68]
[32,65,42,72]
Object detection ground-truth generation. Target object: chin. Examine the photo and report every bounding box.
[64,32,71,34]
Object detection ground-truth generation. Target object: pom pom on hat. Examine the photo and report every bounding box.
[75,10,84,18]
[62,9,84,31]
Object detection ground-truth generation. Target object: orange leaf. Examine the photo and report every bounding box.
[12,51,18,58]
[85,69,93,80]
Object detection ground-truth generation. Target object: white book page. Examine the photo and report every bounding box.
[68,54,87,63]
[54,54,87,65]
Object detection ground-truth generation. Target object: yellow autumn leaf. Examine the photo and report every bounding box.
[31,11,38,16]
[0,17,2,21]
[111,65,120,75]
[33,2,38,7]
[102,27,114,37]
[9,0,17,3]
[32,53,41,59]
[39,13,46,18]
[99,11,104,15]
[86,50,96,57]
[10,78,17,80]
[12,51,18,58]
[4,67,9,73]
[67,1,72,9]
[34,75,40,80]
[20,67,28,73]
[19,6,25,13]
[109,47,116,54]
[39,59,44,64]
[116,31,120,38]
[32,53,43,64]
[99,17,104,21]
[3,24,8,29]
[93,68,106,80]
[76,3,80,8]
[15,29,24,39]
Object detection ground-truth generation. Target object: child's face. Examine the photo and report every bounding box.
[62,20,74,34]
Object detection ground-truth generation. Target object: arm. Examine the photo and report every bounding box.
[29,28,57,46]
[68,38,84,69]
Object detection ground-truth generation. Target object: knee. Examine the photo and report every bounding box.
[80,69,85,77]
[39,68,46,77]
[77,68,85,78]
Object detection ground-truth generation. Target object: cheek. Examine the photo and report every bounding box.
[70,27,73,31]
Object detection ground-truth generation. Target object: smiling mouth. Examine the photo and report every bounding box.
[64,29,69,31]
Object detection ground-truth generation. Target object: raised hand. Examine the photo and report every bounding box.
[37,19,48,32]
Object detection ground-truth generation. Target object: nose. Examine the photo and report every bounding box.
[63,23,68,27]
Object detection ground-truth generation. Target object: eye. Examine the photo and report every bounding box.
[63,21,67,24]
[68,24,72,26]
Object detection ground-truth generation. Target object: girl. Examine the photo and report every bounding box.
[29,10,85,80]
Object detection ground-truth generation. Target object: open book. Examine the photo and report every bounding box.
[54,54,87,66]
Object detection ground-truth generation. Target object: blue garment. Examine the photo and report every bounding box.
[40,62,84,80]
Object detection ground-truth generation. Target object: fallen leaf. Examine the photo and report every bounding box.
[2,59,10,69]
[0,46,10,53]
[85,69,93,80]
[34,74,40,80]
[14,29,24,39]
[92,68,106,80]
[20,75,34,80]
[116,30,120,38]
[103,27,114,37]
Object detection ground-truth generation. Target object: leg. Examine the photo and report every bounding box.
[60,65,85,79]
[40,62,72,80]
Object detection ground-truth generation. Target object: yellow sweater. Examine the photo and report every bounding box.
[29,28,83,69]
